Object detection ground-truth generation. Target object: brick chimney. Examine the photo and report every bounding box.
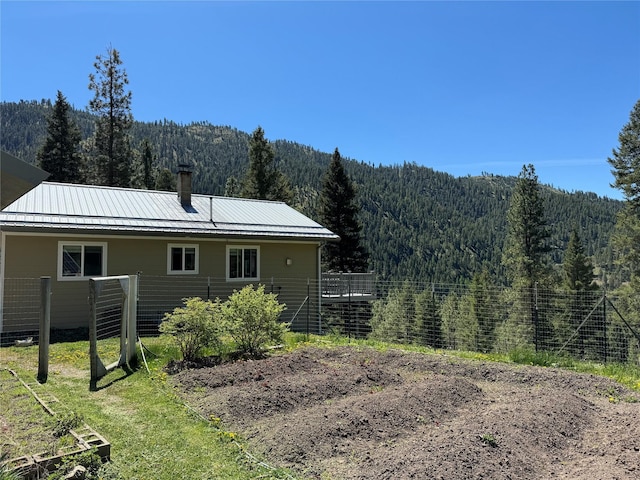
[177,164,192,208]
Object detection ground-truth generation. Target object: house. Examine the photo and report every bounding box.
[0,168,339,336]
[1,150,49,209]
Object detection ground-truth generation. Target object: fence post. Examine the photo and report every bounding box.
[37,276,51,383]
[127,274,138,365]
[306,278,310,338]
[119,277,129,367]
[89,279,98,391]
[533,282,539,352]
[602,290,608,362]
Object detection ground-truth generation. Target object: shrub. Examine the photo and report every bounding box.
[159,297,223,361]
[220,284,287,357]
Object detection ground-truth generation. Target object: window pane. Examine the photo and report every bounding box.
[84,246,103,276]
[62,245,82,276]
[229,248,241,278]
[184,247,196,271]
[244,249,257,278]
[171,247,183,271]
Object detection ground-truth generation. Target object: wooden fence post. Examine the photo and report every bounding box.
[37,276,51,383]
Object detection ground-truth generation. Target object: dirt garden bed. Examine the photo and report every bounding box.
[171,345,640,479]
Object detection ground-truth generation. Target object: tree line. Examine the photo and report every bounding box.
[0,47,634,296]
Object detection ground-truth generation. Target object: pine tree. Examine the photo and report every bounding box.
[502,164,551,287]
[470,269,499,353]
[319,148,369,272]
[37,90,83,182]
[155,168,176,191]
[502,164,552,350]
[608,99,640,283]
[609,99,640,213]
[563,228,595,291]
[224,176,241,197]
[242,126,292,202]
[88,45,133,187]
[562,228,598,358]
[140,138,156,189]
[414,287,442,348]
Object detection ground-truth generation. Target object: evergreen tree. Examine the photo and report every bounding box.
[561,228,598,357]
[609,99,640,213]
[155,168,176,191]
[502,164,552,350]
[320,148,369,272]
[242,126,292,202]
[563,228,595,291]
[414,287,442,348]
[502,164,551,287]
[140,138,156,189]
[88,45,133,187]
[224,176,242,197]
[470,269,500,353]
[36,90,83,182]
[608,99,640,283]
[369,282,416,344]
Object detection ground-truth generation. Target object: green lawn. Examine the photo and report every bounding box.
[0,337,300,480]
[1,334,638,479]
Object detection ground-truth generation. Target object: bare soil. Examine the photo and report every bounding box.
[170,346,640,480]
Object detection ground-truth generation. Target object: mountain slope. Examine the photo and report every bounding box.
[0,100,622,284]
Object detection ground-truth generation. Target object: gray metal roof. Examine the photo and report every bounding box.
[0,182,339,241]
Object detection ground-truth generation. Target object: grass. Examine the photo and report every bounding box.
[1,338,299,480]
[0,369,75,460]
[1,333,638,479]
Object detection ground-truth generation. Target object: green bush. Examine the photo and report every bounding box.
[159,297,223,361]
[221,284,287,357]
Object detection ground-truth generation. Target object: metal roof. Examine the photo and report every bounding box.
[0,182,339,241]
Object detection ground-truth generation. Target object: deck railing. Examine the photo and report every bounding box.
[321,272,376,299]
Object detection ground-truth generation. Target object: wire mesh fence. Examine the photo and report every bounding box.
[2,274,639,366]
[91,277,126,369]
[137,274,322,336]
[0,278,41,346]
[343,280,640,365]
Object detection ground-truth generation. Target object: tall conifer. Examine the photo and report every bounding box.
[608,99,640,283]
[502,164,550,287]
[320,148,369,272]
[37,90,83,183]
[502,164,552,350]
[563,229,595,291]
[140,139,156,189]
[242,126,292,202]
[88,45,133,187]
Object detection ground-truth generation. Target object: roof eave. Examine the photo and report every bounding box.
[0,223,340,242]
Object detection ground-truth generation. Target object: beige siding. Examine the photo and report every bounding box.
[2,233,320,331]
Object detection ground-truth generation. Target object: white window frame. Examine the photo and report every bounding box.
[226,245,260,282]
[167,243,199,275]
[57,241,107,281]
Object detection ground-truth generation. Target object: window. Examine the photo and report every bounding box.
[227,246,259,281]
[58,242,107,280]
[168,244,199,274]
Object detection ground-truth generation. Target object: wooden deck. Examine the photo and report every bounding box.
[321,272,376,303]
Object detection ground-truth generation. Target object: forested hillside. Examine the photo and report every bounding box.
[0,100,623,284]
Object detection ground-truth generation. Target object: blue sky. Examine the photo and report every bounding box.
[2,1,639,199]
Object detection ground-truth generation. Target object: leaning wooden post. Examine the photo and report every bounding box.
[37,276,51,383]
[89,279,98,391]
